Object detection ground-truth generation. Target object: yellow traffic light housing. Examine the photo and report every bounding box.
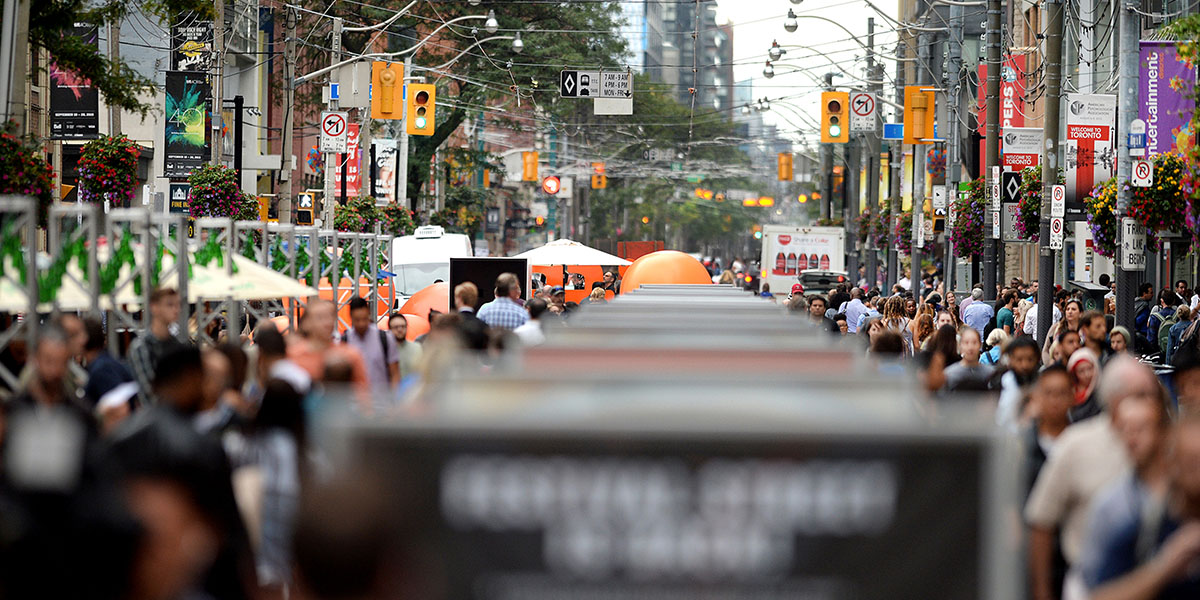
[370,62,403,119]
[406,83,436,135]
[820,91,849,143]
[903,86,936,145]
[777,152,793,181]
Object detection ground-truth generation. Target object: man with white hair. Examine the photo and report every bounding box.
[1025,355,1157,600]
[962,288,994,338]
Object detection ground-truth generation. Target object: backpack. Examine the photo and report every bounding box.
[342,329,392,372]
[1158,312,1179,354]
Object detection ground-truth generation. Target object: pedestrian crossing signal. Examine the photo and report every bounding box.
[821,91,849,143]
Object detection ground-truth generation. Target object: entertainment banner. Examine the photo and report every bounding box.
[332,123,362,199]
[372,138,398,205]
[1139,40,1196,156]
[164,71,212,178]
[171,22,214,72]
[1065,94,1116,221]
[49,23,100,140]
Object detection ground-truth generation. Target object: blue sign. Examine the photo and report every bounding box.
[1128,133,1147,149]
[883,123,903,140]
[330,83,340,100]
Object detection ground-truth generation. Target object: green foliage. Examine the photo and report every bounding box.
[429,186,487,239]
[30,1,215,115]
[188,164,257,220]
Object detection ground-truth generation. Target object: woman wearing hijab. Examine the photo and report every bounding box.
[1066,348,1101,423]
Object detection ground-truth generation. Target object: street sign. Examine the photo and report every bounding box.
[1121,217,1146,271]
[1132,159,1153,187]
[931,185,946,211]
[991,210,1001,239]
[1049,216,1064,250]
[922,212,934,241]
[329,83,340,100]
[643,148,672,162]
[882,123,904,140]
[916,213,925,247]
[1001,171,1022,204]
[1050,185,1066,218]
[599,71,632,98]
[849,92,877,133]
[1001,203,1022,242]
[319,111,349,153]
[1129,118,1147,157]
[560,70,601,98]
[990,180,1001,211]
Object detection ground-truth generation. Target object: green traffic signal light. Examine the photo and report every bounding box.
[829,116,841,138]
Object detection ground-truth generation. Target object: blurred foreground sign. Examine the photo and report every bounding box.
[347,410,1011,600]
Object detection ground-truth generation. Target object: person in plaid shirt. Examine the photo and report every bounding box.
[477,272,528,331]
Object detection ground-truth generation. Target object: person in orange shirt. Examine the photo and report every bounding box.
[287,299,370,409]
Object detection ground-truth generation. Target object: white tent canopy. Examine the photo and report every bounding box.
[513,239,630,266]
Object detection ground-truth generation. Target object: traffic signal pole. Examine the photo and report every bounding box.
[1036,0,1065,343]
[910,32,929,295]
[1114,1,1138,331]
[820,73,834,221]
[865,17,882,290]
[983,0,1002,299]
[324,17,344,227]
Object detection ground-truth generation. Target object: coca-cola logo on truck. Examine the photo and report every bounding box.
[777,235,791,245]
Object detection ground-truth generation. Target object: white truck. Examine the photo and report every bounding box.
[390,225,473,302]
[759,225,846,295]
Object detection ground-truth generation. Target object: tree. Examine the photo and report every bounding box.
[30,1,213,116]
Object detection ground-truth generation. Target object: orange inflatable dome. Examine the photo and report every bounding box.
[400,281,450,320]
[620,250,713,293]
[379,312,430,341]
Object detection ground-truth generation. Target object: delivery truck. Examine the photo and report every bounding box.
[759,225,846,295]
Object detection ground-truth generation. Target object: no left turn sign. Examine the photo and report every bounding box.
[849,92,877,133]
[320,111,349,153]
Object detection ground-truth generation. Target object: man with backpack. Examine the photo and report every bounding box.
[1134,284,1155,348]
[343,296,399,391]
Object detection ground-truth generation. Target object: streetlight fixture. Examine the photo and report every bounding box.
[741,103,752,115]
[784,9,799,33]
[485,9,499,34]
[469,0,482,5]
[790,0,804,4]
[768,40,784,61]
[763,61,774,78]
[512,31,524,53]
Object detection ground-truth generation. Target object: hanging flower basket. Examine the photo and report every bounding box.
[188,164,257,220]
[1127,152,1189,250]
[894,210,922,254]
[855,204,890,248]
[334,196,382,233]
[814,217,845,227]
[380,203,416,237]
[1014,166,1066,242]
[1085,178,1118,258]
[78,134,139,208]
[0,128,55,226]
[951,177,986,258]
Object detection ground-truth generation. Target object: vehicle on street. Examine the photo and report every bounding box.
[390,226,472,303]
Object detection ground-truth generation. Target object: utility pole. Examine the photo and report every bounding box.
[886,35,906,291]
[278,7,297,223]
[1114,0,1138,331]
[212,0,225,165]
[945,2,964,290]
[983,0,1002,299]
[399,55,413,212]
[865,17,882,290]
[323,17,343,226]
[0,0,30,133]
[820,73,834,221]
[233,95,244,180]
[1036,0,1065,343]
[911,31,929,295]
[846,136,859,281]
[108,20,121,134]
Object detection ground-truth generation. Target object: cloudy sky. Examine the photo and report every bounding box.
[714,0,901,147]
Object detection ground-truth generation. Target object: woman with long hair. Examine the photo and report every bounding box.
[880,296,913,354]
[1043,298,1084,364]
[914,314,936,351]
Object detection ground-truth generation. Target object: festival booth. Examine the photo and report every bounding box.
[515,239,630,303]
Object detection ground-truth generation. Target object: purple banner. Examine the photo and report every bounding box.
[1139,41,1196,156]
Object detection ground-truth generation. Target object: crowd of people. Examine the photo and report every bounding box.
[0,269,619,599]
[783,272,1200,599]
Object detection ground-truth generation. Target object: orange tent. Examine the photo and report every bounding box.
[377,312,430,341]
[620,250,713,293]
[400,281,449,320]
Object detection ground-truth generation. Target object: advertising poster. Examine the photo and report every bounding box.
[372,138,398,204]
[168,183,191,214]
[164,71,211,178]
[1139,41,1196,156]
[977,54,1027,166]
[332,123,362,199]
[1001,127,1042,170]
[171,21,214,72]
[1065,94,1116,221]
[49,23,100,140]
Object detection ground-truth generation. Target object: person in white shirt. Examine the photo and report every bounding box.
[514,298,548,346]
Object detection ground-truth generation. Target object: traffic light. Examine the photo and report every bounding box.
[522,152,538,181]
[751,224,763,239]
[777,152,793,180]
[903,85,936,145]
[820,91,849,143]
[591,162,606,189]
[641,215,650,224]
[534,216,546,227]
[405,83,436,135]
[798,194,808,203]
[541,176,561,195]
[370,62,403,119]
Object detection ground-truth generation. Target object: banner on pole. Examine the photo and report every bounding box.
[1065,94,1116,222]
[1139,41,1196,156]
[1001,127,1042,170]
[372,138,398,205]
[171,22,215,72]
[163,71,212,178]
[977,54,1027,166]
[49,23,100,140]
[332,123,362,198]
